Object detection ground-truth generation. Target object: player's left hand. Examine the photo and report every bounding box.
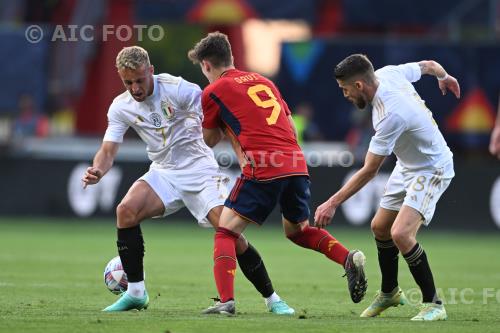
[489,125,500,159]
[438,74,460,98]
[314,199,338,228]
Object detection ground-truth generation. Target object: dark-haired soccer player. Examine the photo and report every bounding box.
[188,32,367,316]
[315,54,460,321]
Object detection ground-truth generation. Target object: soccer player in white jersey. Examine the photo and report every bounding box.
[82,46,294,315]
[314,54,460,321]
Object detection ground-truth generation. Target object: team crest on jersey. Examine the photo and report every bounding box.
[161,100,175,120]
[149,113,162,127]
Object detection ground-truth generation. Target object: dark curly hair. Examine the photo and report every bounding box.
[188,31,233,67]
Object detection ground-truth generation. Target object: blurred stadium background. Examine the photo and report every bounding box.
[0,0,498,229]
[0,1,499,332]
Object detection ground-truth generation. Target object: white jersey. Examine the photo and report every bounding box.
[368,63,454,172]
[103,74,218,170]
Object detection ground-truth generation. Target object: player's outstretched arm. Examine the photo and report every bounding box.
[82,141,119,188]
[418,60,460,98]
[314,152,386,228]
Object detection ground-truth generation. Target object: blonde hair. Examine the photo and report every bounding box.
[116,46,150,70]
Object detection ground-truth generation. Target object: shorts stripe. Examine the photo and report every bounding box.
[420,168,442,214]
[229,178,239,202]
[426,169,442,212]
[419,174,437,214]
[229,178,244,202]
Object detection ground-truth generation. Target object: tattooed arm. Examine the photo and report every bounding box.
[418,60,460,98]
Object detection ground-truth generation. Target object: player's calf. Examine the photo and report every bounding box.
[286,225,350,265]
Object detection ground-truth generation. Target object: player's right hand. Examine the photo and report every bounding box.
[438,74,460,98]
[314,199,338,228]
[82,167,103,188]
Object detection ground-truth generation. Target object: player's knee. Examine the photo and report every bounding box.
[390,226,409,247]
[371,218,391,239]
[284,219,307,238]
[116,202,139,228]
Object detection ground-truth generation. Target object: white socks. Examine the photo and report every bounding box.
[127,281,145,298]
[265,292,281,308]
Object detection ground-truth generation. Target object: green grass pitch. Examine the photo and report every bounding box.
[0,218,499,333]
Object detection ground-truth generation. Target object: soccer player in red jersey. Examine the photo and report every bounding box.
[188,32,367,315]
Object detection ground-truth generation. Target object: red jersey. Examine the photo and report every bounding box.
[202,69,308,181]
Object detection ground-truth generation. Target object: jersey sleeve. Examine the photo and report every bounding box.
[103,103,129,143]
[368,112,407,156]
[378,63,421,83]
[394,63,421,82]
[201,87,221,129]
[176,78,202,117]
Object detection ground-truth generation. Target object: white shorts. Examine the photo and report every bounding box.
[380,160,454,225]
[139,165,229,227]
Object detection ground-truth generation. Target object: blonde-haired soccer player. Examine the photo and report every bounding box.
[83,46,289,313]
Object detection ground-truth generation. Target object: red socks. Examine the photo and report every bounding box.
[213,227,239,302]
[287,225,349,266]
[214,225,349,302]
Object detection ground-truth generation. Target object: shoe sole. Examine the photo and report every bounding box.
[360,303,402,317]
[202,303,235,316]
[220,311,235,316]
[411,316,447,321]
[270,309,295,315]
[202,310,235,316]
[411,312,447,321]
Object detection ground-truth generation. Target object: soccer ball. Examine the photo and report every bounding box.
[104,256,127,294]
